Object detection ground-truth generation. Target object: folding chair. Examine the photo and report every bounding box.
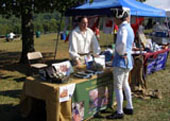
[27,51,48,75]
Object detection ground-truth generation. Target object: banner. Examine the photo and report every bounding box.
[72,74,113,120]
[146,51,168,74]
[146,57,156,74]
[154,52,168,71]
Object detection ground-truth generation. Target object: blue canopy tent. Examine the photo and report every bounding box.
[65,0,166,17]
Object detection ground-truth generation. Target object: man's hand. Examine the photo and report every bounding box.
[76,59,82,66]
[93,54,100,57]
[122,53,127,59]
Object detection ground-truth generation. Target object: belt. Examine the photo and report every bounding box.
[78,53,90,56]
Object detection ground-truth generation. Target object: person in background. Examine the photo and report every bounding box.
[138,21,145,33]
[168,20,170,29]
[146,18,153,29]
[168,20,170,37]
[113,24,119,43]
[91,17,100,40]
[93,26,100,40]
[9,32,15,41]
[133,21,145,51]
[106,7,134,119]
[69,16,101,66]
[6,32,15,42]
[131,17,144,39]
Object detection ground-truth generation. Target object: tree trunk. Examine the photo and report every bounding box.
[20,6,35,64]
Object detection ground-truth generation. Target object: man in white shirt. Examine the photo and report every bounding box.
[69,17,101,66]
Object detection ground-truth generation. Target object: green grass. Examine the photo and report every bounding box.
[0,33,170,121]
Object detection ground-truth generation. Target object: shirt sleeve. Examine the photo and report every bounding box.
[116,27,127,55]
[69,31,80,60]
[91,33,101,55]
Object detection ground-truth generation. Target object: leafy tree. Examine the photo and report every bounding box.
[0,0,85,63]
[0,24,9,35]
[42,21,50,33]
[13,24,21,34]
[49,19,58,32]
[34,22,43,33]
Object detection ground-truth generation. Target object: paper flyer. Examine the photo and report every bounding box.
[94,55,105,68]
[52,60,74,76]
[59,83,76,102]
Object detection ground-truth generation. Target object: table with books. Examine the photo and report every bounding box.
[20,68,114,121]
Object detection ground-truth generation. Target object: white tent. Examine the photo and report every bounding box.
[144,0,170,17]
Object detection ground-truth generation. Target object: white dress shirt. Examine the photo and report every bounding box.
[69,26,101,60]
[115,21,128,56]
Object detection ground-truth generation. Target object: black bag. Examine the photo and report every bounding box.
[39,66,69,83]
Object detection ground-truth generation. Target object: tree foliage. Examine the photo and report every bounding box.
[0,0,85,63]
[0,12,64,35]
[0,0,85,15]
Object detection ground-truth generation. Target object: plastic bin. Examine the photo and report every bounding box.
[60,33,66,40]
[36,31,41,38]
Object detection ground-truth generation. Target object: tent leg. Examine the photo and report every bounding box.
[54,15,63,60]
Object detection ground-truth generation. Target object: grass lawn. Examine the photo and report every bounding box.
[0,33,170,121]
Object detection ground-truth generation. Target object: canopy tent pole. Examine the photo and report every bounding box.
[54,15,63,60]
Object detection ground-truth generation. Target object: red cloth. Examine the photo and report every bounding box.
[93,27,100,36]
[105,20,113,27]
[91,17,100,37]
[144,48,170,64]
[114,24,118,33]
[88,16,100,31]
[131,17,144,37]
[65,33,70,42]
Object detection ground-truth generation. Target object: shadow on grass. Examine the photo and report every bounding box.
[14,77,27,82]
[0,51,59,76]
[0,51,21,68]
[100,44,112,49]
[0,51,30,76]
[0,103,46,121]
[0,89,21,98]
[0,88,46,121]
[0,104,22,121]
[1,75,14,79]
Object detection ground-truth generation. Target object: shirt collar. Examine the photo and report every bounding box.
[119,21,128,28]
[75,26,81,33]
[76,26,88,33]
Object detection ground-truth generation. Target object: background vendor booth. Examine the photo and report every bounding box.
[144,0,170,43]
[65,0,167,80]
[65,0,166,50]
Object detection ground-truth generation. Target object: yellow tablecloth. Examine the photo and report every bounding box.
[20,69,113,121]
